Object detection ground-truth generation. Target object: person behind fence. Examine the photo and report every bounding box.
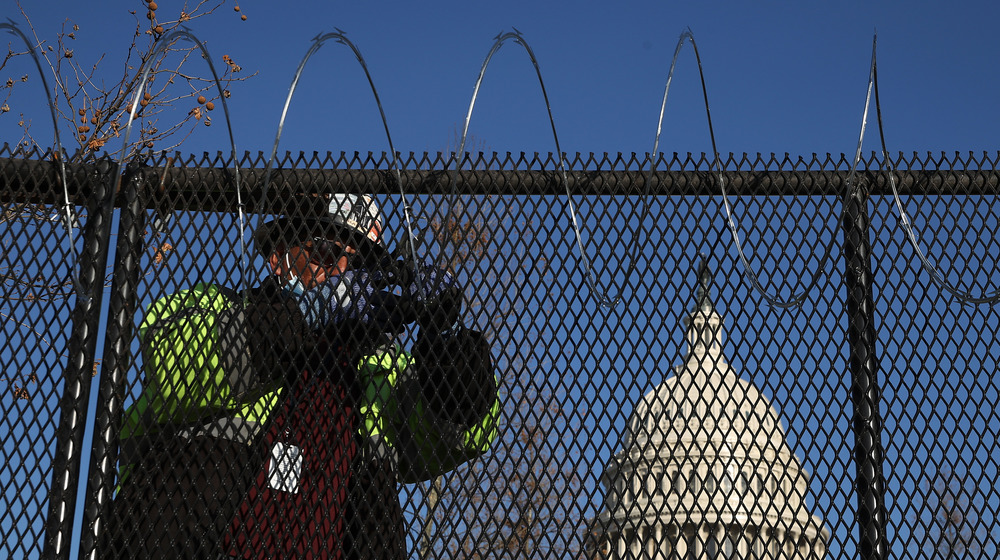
[105,194,500,559]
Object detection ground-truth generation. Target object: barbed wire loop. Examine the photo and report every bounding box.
[452,29,641,308]
[0,22,87,303]
[257,30,417,296]
[870,37,1000,305]
[116,28,244,293]
[673,29,861,310]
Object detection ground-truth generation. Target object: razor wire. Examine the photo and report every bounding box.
[258,30,418,297]
[451,28,639,309]
[869,37,1000,305]
[674,28,868,310]
[118,28,245,297]
[663,29,1000,309]
[0,21,84,303]
[6,22,997,311]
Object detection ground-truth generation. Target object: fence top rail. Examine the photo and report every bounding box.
[1,150,998,210]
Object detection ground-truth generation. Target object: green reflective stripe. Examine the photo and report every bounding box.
[357,348,409,441]
[235,388,283,424]
[356,346,500,483]
[138,283,237,424]
[395,387,501,484]
[463,396,501,452]
[123,280,276,441]
[120,392,152,439]
[121,385,280,440]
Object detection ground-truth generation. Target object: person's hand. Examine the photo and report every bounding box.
[371,258,463,334]
[409,262,463,332]
[295,269,411,353]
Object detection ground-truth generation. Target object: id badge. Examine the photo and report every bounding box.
[267,441,303,494]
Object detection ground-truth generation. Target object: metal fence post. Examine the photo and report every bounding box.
[841,176,890,560]
[42,159,117,560]
[79,165,150,558]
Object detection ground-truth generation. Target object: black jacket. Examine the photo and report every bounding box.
[105,277,497,560]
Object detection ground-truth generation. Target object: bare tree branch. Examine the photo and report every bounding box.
[1,0,254,392]
[915,467,994,559]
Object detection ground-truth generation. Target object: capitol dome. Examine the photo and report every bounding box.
[588,262,829,559]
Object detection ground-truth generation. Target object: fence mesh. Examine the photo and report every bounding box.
[1,187,77,560]
[1,147,999,559]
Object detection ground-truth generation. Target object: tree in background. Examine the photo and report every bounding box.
[915,467,994,559]
[4,0,253,158]
[409,187,587,559]
[1,0,254,397]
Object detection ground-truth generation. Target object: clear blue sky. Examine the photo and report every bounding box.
[3,2,1000,559]
[7,0,1000,159]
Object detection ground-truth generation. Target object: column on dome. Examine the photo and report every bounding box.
[675,526,688,560]
[814,533,827,559]
[660,523,677,560]
[750,526,765,559]
[634,526,644,559]
[705,523,721,559]
[715,524,727,559]
[655,521,671,560]
[628,528,640,559]
[722,526,737,560]
[651,524,661,559]
[737,526,754,559]
[769,527,782,559]
[791,530,805,560]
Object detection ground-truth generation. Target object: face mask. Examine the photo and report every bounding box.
[297,269,376,330]
[283,254,307,296]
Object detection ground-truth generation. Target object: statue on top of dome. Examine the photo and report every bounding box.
[695,252,714,313]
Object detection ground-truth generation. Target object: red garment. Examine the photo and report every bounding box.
[225,371,358,559]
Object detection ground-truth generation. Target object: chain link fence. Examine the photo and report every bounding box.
[1,146,998,559]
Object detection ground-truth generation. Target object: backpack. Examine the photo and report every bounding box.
[121,283,253,439]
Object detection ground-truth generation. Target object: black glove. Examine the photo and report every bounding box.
[370,256,463,334]
[368,252,493,424]
[411,319,495,426]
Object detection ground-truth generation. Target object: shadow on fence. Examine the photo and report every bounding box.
[2,148,999,559]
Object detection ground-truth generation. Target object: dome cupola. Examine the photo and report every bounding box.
[589,257,830,559]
